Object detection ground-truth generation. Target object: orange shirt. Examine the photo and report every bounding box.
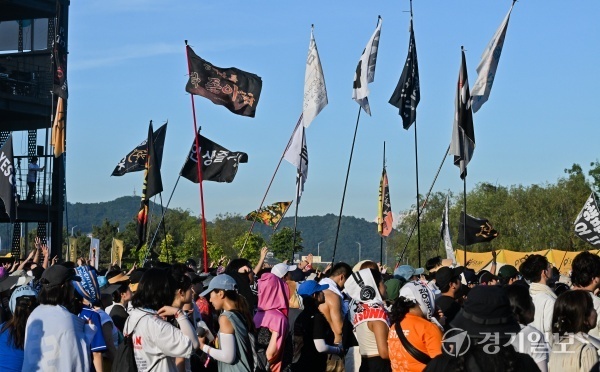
[388,313,442,372]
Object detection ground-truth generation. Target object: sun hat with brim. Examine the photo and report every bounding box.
[450,285,520,340]
[9,285,38,314]
[41,265,80,288]
[0,274,21,292]
[297,280,329,296]
[200,274,237,297]
[394,265,425,281]
[271,263,297,279]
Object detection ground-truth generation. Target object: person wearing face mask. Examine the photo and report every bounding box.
[388,281,442,372]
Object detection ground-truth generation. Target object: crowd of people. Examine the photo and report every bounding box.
[2,242,600,371]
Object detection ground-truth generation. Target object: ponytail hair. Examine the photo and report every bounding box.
[223,289,256,334]
[389,296,418,325]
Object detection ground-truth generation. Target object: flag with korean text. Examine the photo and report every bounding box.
[377,168,393,237]
[283,124,308,202]
[302,27,328,128]
[574,192,600,247]
[389,18,420,129]
[352,17,382,116]
[180,132,248,183]
[440,194,456,263]
[111,122,167,176]
[449,49,475,179]
[471,3,515,112]
[0,135,17,221]
[185,45,262,117]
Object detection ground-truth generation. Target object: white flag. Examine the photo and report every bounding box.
[303,27,328,128]
[471,3,514,113]
[440,194,456,264]
[283,125,308,201]
[352,16,382,116]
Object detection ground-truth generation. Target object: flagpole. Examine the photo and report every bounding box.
[463,176,467,265]
[291,126,305,263]
[241,114,303,251]
[398,145,450,263]
[332,106,361,264]
[380,141,386,263]
[159,193,170,262]
[146,176,181,255]
[185,41,209,273]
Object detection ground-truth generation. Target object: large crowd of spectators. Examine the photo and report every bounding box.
[2,241,600,371]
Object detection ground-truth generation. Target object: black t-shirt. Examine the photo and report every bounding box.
[109,304,129,332]
[424,350,540,372]
[436,295,461,329]
[292,307,332,371]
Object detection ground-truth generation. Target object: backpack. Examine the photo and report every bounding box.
[111,314,149,372]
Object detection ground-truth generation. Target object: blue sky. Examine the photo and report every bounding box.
[18,0,600,224]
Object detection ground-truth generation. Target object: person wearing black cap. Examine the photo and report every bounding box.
[424,286,539,372]
[434,266,464,331]
[22,265,95,371]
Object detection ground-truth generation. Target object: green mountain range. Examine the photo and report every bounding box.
[63,196,392,264]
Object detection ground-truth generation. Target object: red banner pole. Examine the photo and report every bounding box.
[185,42,209,273]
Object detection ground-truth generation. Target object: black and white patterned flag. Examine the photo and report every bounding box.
[389,19,420,130]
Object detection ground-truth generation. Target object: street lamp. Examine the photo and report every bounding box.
[71,225,78,237]
[317,241,324,257]
[356,242,361,262]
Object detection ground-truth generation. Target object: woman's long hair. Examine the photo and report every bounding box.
[1,295,38,349]
[552,290,595,336]
[132,268,178,311]
[222,289,256,334]
[389,296,417,326]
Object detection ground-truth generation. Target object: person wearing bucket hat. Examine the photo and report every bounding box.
[0,285,38,372]
[388,281,442,372]
[23,265,95,371]
[198,274,255,371]
[292,280,344,371]
[424,286,539,372]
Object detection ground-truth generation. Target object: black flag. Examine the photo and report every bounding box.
[0,135,17,221]
[389,19,420,129]
[457,211,498,246]
[52,0,68,99]
[111,123,167,176]
[180,132,248,183]
[185,45,262,117]
[146,122,163,199]
[449,49,475,179]
[573,192,600,247]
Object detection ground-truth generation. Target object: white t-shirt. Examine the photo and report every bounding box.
[511,324,549,365]
[588,293,600,339]
[27,163,41,183]
[22,304,94,372]
[124,308,193,372]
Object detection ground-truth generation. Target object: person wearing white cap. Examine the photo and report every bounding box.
[0,286,38,372]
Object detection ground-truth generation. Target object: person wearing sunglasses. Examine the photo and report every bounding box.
[0,286,38,372]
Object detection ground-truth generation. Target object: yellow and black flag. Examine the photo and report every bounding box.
[377,169,393,237]
[245,201,292,230]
